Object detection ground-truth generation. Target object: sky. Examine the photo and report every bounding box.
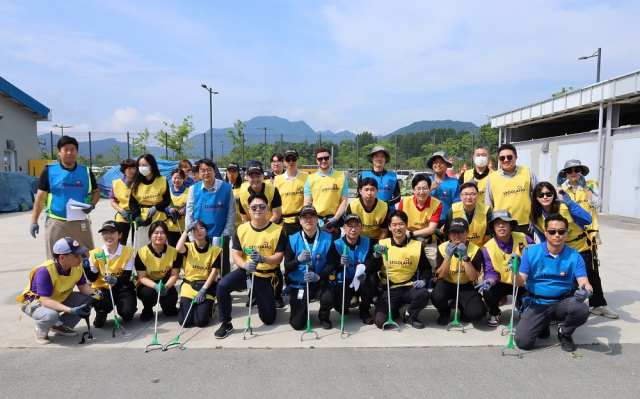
[2,0,640,136]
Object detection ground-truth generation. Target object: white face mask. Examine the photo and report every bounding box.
[139,166,151,176]
[474,156,488,167]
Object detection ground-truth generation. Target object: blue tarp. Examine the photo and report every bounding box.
[0,172,36,212]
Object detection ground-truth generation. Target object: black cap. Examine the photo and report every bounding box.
[245,160,264,175]
[299,205,317,217]
[449,217,469,232]
[343,214,362,224]
[98,220,120,233]
[284,149,299,160]
[227,162,240,172]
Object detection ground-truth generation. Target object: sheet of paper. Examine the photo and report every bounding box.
[349,264,366,291]
[66,199,91,221]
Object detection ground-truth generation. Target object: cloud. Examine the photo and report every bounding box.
[98,107,171,132]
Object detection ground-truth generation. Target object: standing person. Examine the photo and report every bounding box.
[477,210,534,327]
[459,146,497,204]
[444,182,493,249]
[215,193,286,339]
[179,159,195,187]
[84,221,137,328]
[346,177,389,244]
[16,237,97,344]
[397,173,442,270]
[514,214,593,352]
[485,143,538,238]
[359,145,401,209]
[135,221,181,322]
[373,210,431,329]
[269,152,285,185]
[224,162,244,231]
[175,220,221,328]
[238,160,282,224]
[557,160,617,319]
[30,136,100,259]
[427,151,461,230]
[284,205,339,330]
[431,218,485,326]
[304,146,349,240]
[128,154,171,251]
[185,158,236,277]
[110,158,137,245]
[274,149,309,236]
[165,168,189,247]
[191,163,202,184]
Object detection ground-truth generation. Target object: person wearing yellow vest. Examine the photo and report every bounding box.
[275,149,309,236]
[165,168,189,247]
[83,220,137,328]
[110,158,137,245]
[475,210,534,327]
[176,220,221,328]
[444,181,493,249]
[432,218,486,326]
[238,160,282,224]
[397,173,442,271]
[458,145,497,204]
[129,154,171,251]
[485,143,538,239]
[135,221,181,322]
[225,162,244,231]
[304,146,349,241]
[372,210,431,329]
[215,193,286,339]
[30,136,100,259]
[346,177,389,245]
[557,160,617,319]
[17,237,98,345]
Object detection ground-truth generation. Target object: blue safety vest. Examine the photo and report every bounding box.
[192,180,232,238]
[333,236,370,282]
[46,163,91,220]
[287,230,332,285]
[525,244,580,304]
[361,170,397,204]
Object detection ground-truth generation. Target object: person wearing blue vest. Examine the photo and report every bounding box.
[185,158,236,277]
[427,151,461,236]
[358,146,401,210]
[31,136,100,260]
[513,213,593,352]
[284,205,340,330]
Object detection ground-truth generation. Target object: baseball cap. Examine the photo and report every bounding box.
[449,218,469,233]
[98,220,120,233]
[227,162,240,172]
[299,205,317,217]
[245,160,264,175]
[344,214,362,224]
[284,149,299,160]
[53,237,89,256]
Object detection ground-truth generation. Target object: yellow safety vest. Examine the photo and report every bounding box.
[16,260,83,304]
[89,246,135,290]
[181,242,221,300]
[565,180,600,244]
[238,183,276,222]
[137,245,178,282]
[112,179,131,223]
[166,187,189,232]
[231,185,243,229]
[483,233,527,286]
[451,202,489,249]
[490,166,531,226]
[132,176,168,223]
[349,199,388,240]
[378,238,422,289]
[462,169,496,204]
[236,222,283,278]
[400,196,441,241]
[437,241,480,285]
[274,172,308,223]
[307,171,345,217]
[534,204,590,252]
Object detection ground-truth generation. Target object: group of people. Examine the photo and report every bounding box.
[18,136,616,353]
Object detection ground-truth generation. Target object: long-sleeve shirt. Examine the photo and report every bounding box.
[284,230,340,280]
[185,178,236,238]
[482,235,535,283]
[430,175,461,224]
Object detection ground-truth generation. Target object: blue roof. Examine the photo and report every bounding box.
[0,76,51,121]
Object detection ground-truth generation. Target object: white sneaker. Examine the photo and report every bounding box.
[590,306,619,319]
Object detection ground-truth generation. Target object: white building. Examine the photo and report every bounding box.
[491,69,640,220]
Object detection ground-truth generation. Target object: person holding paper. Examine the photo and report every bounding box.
[30,136,100,259]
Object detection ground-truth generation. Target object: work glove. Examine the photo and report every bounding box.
[186,220,198,233]
[357,273,366,283]
[507,253,520,272]
[444,242,457,259]
[474,279,493,293]
[30,223,39,238]
[120,209,131,221]
[406,231,412,240]
[340,255,350,267]
[415,236,425,243]
[556,171,567,186]
[412,280,426,289]
[297,250,311,263]
[81,258,91,273]
[195,287,208,304]
[171,212,179,224]
[249,251,266,264]
[154,283,168,296]
[146,206,157,218]
[324,217,338,229]
[574,283,590,303]
[235,197,240,203]
[556,189,572,205]
[104,274,117,285]
[83,203,95,214]
[303,272,319,283]
[212,237,221,247]
[244,261,258,273]
[70,304,91,318]
[373,245,387,258]
[457,243,468,259]
[576,173,587,189]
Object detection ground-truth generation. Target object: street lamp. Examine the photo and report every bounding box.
[578,48,601,83]
[255,127,274,166]
[52,124,73,136]
[201,84,219,160]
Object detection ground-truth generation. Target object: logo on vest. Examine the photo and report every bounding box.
[192,264,209,271]
[503,186,526,197]
[60,287,74,296]
[62,180,85,189]
[389,258,412,267]
[248,242,272,251]
[321,184,340,193]
[282,187,304,197]
[203,202,226,211]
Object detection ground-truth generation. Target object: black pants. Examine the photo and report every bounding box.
[116,221,134,246]
[274,266,284,299]
[431,280,486,321]
[514,297,590,350]
[137,284,179,315]
[580,248,606,307]
[334,273,375,315]
[168,231,181,248]
[374,285,430,328]
[94,285,137,321]
[178,296,215,328]
[289,280,334,330]
[217,268,276,325]
[283,221,302,236]
[483,282,528,316]
[514,224,534,240]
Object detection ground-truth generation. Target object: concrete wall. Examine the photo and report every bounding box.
[0,98,40,173]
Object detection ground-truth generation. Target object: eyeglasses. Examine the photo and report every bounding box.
[285,157,298,162]
[461,193,478,197]
[271,159,283,163]
[546,229,567,236]
[565,167,582,174]
[249,204,268,211]
[413,187,429,192]
[316,156,331,162]
[344,224,360,230]
[537,192,554,199]
[450,231,465,236]
[200,168,214,174]
[498,155,514,162]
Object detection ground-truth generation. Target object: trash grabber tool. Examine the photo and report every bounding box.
[163,297,196,351]
[79,291,102,344]
[243,247,255,339]
[501,285,519,337]
[447,249,466,333]
[130,215,144,285]
[219,235,225,279]
[502,255,522,358]
[301,261,319,341]
[145,280,164,352]
[95,250,125,337]
[376,244,399,332]
[340,244,349,339]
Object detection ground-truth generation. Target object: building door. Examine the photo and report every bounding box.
[3,150,15,172]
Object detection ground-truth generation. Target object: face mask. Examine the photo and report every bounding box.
[474,156,488,167]
[139,166,151,176]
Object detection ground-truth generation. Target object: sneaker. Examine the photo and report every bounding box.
[320,319,333,330]
[93,312,107,328]
[215,322,233,339]
[349,296,360,309]
[538,323,551,340]
[437,315,449,326]
[140,307,153,322]
[487,313,501,327]
[459,312,470,323]
[359,309,374,325]
[50,324,78,337]
[557,327,577,352]
[403,311,425,329]
[35,330,50,345]
[590,306,619,319]
[275,297,285,309]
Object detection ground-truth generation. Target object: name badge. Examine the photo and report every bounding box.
[297,289,304,300]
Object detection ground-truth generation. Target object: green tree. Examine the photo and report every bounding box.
[228,119,247,165]
[106,144,124,166]
[132,128,151,157]
[551,86,573,97]
[155,116,196,160]
[37,138,53,159]
[358,131,377,148]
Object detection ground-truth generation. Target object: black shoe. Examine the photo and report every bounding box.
[140,308,153,322]
[538,323,551,340]
[437,315,449,326]
[459,313,470,323]
[557,327,577,352]
[215,322,233,339]
[320,319,332,330]
[275,297,285,309]
[403,311,425,329]
[245,296,257,307]
[93,311,107,328]
[360,309,374,325]
[309,297,318,303]
[163,307,179,316]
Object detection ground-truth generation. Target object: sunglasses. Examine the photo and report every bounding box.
[498,155,514,162]
[249,204,268,211]
[565,167,582,174]
[316,156,331,162]
[285,157,298,162]
[537,192,554,199]
[546,229,567,236]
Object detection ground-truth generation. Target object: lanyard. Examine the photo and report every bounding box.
[300,229,320,268]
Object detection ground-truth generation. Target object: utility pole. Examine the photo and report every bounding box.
[201,84,219,159]
[256,127,274,166]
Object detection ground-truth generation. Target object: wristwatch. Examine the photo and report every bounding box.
[462,256,471,262]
